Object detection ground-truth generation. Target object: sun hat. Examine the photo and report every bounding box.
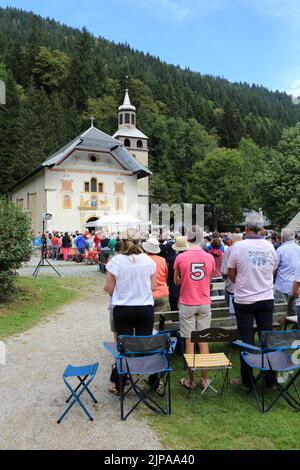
[142,237,161,254]
[172,236,189,252]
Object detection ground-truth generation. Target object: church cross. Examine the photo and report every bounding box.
[90,116,95,127]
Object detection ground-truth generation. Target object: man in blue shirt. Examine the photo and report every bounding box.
[75,233,86,260]
[274,227,300,315]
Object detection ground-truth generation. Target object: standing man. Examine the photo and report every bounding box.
[221,233,243,310]
[274,227,300,316]
[228,212,276,390]
[174,228,215,391]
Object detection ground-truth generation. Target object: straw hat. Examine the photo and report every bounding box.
[142,237,161,254]
[172,236,189,252]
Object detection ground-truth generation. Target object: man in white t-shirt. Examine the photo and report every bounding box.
[292,261,300,328]
[228,212,276,390]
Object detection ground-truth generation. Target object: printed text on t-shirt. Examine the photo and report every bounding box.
[190,262,206,281]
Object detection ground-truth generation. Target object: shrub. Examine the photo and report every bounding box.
[0,197,31,299]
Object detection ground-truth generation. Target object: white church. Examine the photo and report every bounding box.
[11,90,152,233]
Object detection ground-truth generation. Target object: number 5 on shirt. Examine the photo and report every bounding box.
[190,263,206,281]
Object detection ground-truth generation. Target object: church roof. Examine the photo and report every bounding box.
[287,211,300,232]
[11,125,151,190]
[44,125,151,178]
[118,89,136,112]
[113,126,148,140]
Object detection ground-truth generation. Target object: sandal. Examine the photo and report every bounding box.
[199,378,212,390]
[180,378,196,390]
[108,382,118,395]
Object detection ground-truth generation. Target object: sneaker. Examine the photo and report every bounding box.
[231,377,251,391]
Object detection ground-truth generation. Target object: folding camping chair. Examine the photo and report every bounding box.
[233,330,300,413]
[103,334,172,421]
[57,362,99,423]
[184,328,238,413]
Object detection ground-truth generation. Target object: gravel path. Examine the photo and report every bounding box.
[0,278,163,450]
[18,256,100,277]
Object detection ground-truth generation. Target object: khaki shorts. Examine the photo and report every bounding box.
[179,304,211,339]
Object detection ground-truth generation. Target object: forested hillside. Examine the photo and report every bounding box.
[0,7,300,229]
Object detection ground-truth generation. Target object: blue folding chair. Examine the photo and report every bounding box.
[233,330,300,413]
[103,334,172,421]
[57,362,99,423]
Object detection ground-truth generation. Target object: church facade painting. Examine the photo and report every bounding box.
[10,90,152,233]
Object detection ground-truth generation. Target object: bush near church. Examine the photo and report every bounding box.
[0,197,31,299]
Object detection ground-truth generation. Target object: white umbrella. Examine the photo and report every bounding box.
[85,214,150,228]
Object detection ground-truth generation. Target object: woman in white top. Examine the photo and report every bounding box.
[104,229,157,336]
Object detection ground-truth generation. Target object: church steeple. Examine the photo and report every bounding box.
[118,88,136,129]
[113,79,148,150]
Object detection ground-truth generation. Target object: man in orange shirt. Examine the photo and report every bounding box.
[142,237,170,312]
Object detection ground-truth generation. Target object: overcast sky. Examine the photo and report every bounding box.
[1,0,300,95]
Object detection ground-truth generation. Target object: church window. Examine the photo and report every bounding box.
[137,140,143,148]
[124,138,131,148]
[89,155,98,163]
[91,177,97,193]
[119,114,123,125]
[125,113,130,124]
[131,114,135,125]
[84,182,89,192]
[115,196,123,211]
[61,179,73,192]
[16,198,24,208]
[98,182,104,193]
[63,194,72,209]
[114,182,124,194]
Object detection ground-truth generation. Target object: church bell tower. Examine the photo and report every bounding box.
[113,84,149,222]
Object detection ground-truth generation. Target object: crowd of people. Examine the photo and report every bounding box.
[31,230,118,264]
[102,212,300,394]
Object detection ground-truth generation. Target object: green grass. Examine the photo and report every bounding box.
[148,344,300,450]
[0,277,95,339]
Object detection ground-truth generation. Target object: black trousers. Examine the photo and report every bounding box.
[113,305,154,337]
[169,295,179,312]
[113,305,157,389]
[234,299,274,388]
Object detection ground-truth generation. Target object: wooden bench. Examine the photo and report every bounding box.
[154,302,288,334]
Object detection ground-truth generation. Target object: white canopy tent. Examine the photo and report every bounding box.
[85,214,150,230]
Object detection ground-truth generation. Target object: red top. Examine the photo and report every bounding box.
[174,247,215,306]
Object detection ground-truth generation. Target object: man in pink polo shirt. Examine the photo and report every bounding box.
[174,228,215,390]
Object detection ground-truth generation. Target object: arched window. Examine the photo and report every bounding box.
[137,140,143,148]
[125,113,130,124]
[91,177,97,193]
[124,138,131,148]
[119,114,123,125]
[131,114,135,125]
[63,195,72,209]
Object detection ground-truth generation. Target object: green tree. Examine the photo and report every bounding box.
[187,148,249,230]
[257,123,300,228]
[33,46,70,92]
[83,95,118,135]
[0,197,31,299]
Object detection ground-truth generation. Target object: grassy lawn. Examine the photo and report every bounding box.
[148,344,300,450]
[0,277,95,339]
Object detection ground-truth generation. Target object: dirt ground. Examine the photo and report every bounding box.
[0,278,162,450]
